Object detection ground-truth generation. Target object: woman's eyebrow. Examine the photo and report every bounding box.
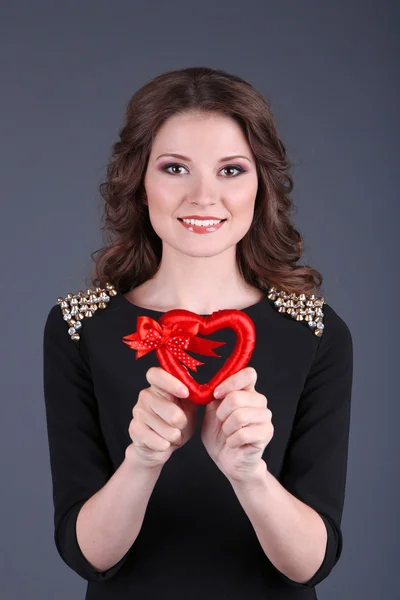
[156,153,252,163]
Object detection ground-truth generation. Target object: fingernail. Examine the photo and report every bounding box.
[214,388,223,398]
[179,386,189,397]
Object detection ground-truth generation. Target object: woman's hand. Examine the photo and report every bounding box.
[200,367,274,483]
[125,366,198,469]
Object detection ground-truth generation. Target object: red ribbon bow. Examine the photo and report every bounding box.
[122,316,226,372]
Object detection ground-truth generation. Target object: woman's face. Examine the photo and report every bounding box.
[143,111,258,258]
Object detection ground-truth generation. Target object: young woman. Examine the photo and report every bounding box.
[43,66,353,600]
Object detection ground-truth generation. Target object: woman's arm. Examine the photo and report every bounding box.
[230,462,328,584]
[231,304,353,590]
[43,305,160,582]
[76,449,162,573]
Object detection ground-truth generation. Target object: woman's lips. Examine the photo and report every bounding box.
[178,219,226,234]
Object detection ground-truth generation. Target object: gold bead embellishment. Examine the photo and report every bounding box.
[57,282,117,341]
[267,286,325,337]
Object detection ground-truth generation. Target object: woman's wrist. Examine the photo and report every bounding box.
[124,443,165,474]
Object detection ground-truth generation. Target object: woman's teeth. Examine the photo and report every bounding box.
[181,218,223,226]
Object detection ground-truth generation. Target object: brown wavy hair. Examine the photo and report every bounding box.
[86,66,324,299]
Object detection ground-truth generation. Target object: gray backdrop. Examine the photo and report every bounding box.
[1,1,397,598]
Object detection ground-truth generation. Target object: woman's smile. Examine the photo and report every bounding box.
[177,217,227,234]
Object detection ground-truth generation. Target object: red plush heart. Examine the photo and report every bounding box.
[122,309,256,405]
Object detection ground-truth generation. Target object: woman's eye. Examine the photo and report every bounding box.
[162,163,245,177]
[221,165,244,177]
[163,163,188,175]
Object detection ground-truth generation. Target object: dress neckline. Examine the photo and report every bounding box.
[116,290,269,317]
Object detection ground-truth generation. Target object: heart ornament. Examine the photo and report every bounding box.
[122,309,256,404]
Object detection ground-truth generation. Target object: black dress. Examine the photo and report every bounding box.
[42,286,353,600]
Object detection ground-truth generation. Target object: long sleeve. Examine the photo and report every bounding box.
[42,304,132,582]
[276,303,353,589]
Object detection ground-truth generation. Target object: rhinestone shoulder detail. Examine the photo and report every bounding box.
[267,286,325,337]
[57,283,324,340]
[57,283,118,341]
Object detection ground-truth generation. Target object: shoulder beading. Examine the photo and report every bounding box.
[267,286,325,337]
[57,283,324,340]
[57,283,117,341]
